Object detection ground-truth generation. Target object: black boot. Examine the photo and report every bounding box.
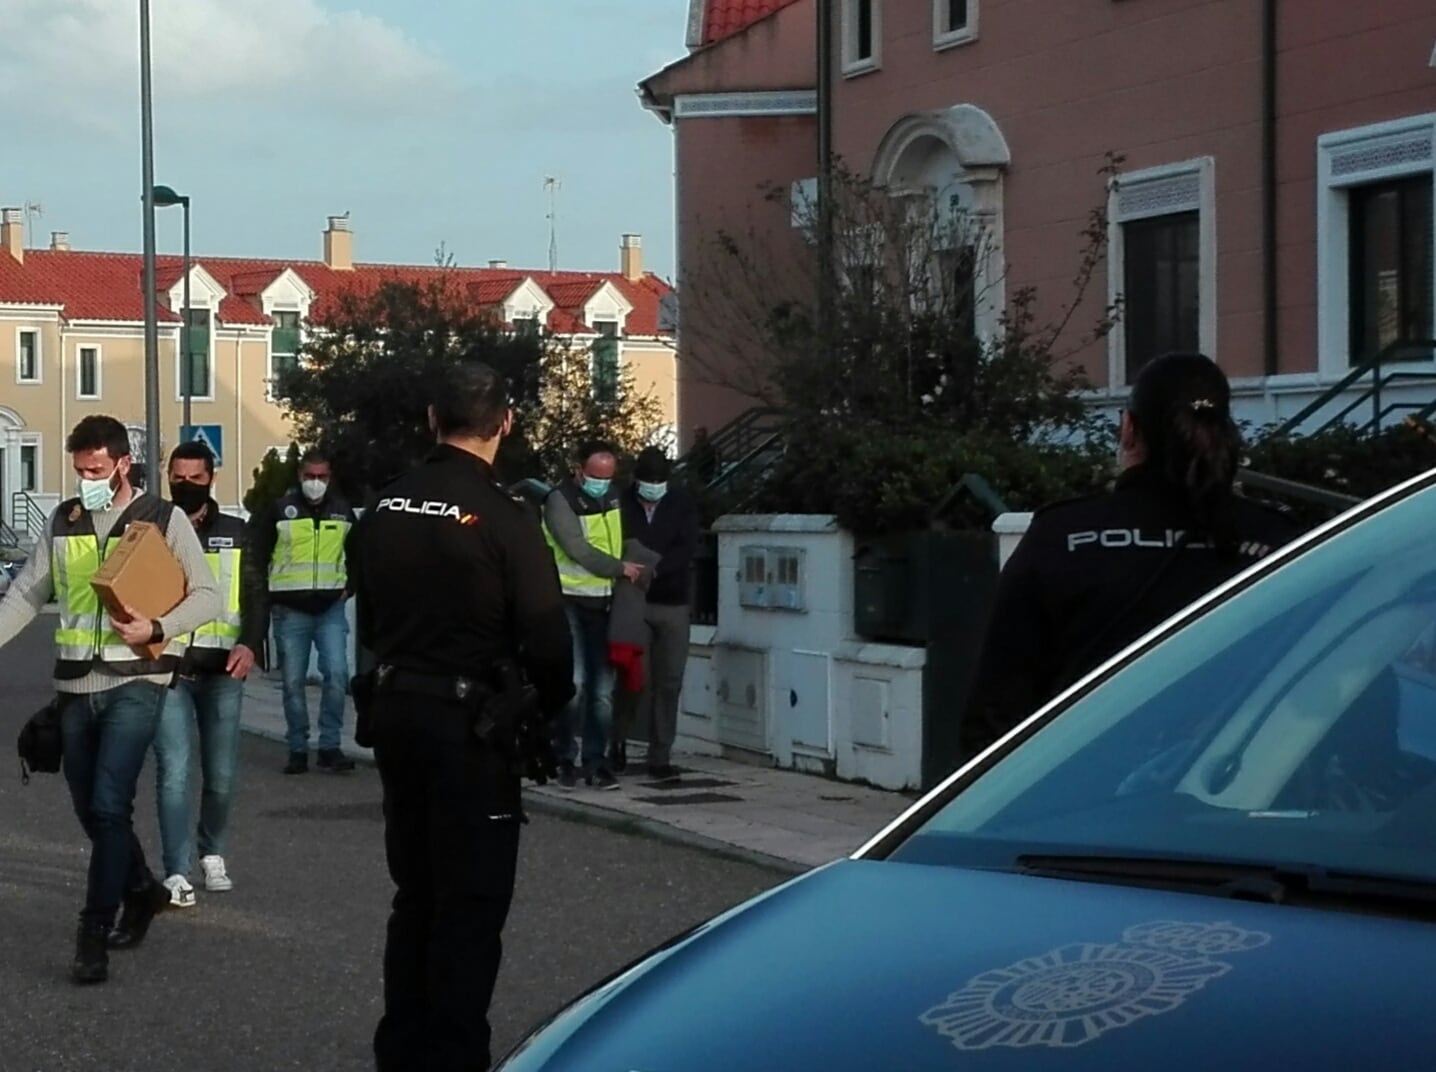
[72,923,109,984]
[316,749,355,773]
[109,878,168,951]
[283,752,309,775]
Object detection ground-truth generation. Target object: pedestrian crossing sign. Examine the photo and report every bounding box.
[180,424,224,467]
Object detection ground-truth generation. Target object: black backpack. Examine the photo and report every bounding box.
[17,698,63,784]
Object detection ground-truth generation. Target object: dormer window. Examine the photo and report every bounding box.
[592,320,620,401]
[181,308,213,400]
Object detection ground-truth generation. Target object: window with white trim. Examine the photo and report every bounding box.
[1316,113,1436,377]
[16,329,39,383]
[933,0,976,49]
[180,308,214,400]
[592,320,620,402]
[842,0,880,75]
[269,310,301,402]
[1108,158,1216,387]
[77,345,101,400]
[19,442,37,492]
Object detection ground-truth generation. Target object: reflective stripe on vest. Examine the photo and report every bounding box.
[51,533,187,665]
[269,516,350,593]
[543,506,622,598]
[191,547,242,650]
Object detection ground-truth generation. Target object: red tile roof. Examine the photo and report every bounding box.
[0,249,674,338]
[700,0,800,46]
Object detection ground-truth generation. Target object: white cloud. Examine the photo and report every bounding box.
[0,0,464,133]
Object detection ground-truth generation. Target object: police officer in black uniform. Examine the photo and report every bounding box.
[348,361,574,1072]
[962,352,1304,759]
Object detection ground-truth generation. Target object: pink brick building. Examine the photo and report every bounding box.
[642,0,1436,444]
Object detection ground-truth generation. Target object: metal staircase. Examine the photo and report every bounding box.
[6,491,46,550]
[1272,338,1436,439]
[677,407,787,500]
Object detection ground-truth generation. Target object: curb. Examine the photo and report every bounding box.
[239,722,805,876]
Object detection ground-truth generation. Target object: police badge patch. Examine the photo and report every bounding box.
[919,920,1271,1051]
[284,505,299,519]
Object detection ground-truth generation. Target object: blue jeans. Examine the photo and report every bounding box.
[272,601,349,753]
[154,673,245,877]
[60,682,167,929]
[552,601,614,770]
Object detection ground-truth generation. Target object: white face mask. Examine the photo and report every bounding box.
[301,478,328,503]
[78,473,119,512]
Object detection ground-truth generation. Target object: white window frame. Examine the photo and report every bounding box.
[1315,112,1436,381]
[933,0,977,51]
[18,435,40,493]
[1106,156,1217,391]
[175,306,217,402]
[15,328,41,384]
[267,308,303,403]
[76,343,102,400]
[841,0,881,77]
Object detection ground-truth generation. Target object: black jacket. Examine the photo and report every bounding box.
[350,445,574,717]
[961,465,1305,760]
[248,488,357,616]
[184,501,269,675]
[619,485,702,607]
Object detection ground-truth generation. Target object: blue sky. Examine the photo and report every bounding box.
[0,0,687,278]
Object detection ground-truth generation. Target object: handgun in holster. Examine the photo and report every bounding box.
[480,658,556,786]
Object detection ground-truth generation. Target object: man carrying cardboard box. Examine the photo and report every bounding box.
[0,416,221,985]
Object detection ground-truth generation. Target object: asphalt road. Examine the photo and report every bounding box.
[0,619,788,1070]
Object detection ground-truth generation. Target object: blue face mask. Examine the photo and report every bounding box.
[637,481,668,503]
[581,476,611,500]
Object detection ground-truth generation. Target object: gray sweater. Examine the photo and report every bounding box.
[609,540,661,647]
[0,493,223,694]
[542,488,625,606]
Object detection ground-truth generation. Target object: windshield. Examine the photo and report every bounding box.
[891,478,1436,885]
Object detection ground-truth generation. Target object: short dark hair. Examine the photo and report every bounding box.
[168,440,216,475]
[575,439,618,465]
[299,448,330,469]
[66,415,130,459]
[432,361,509,440]
[633,446,672,483]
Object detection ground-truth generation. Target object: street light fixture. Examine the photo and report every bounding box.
[153,184,193,434]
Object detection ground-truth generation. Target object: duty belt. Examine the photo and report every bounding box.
[374,666,489,705]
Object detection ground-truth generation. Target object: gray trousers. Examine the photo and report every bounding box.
[612,602,691,768]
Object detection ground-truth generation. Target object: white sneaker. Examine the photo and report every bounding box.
[163,874,196,908]
[200,855,233,892]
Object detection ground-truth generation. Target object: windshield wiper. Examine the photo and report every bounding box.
[1015,853,1436,914]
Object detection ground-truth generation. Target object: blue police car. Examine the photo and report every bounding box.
[498,467,1436,1070]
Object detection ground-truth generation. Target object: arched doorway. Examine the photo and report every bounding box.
[0,406,24,531]
[871,104,1011,340]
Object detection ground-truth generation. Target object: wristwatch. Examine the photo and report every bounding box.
[149,621,165,644]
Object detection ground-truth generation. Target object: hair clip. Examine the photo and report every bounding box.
[1189,398,1217,412]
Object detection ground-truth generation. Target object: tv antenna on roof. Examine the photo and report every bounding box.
[23,202,43,248]
[543,176,560,272]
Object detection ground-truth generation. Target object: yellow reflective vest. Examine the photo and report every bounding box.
[541,482,623,599]
[190,511,246,654]
[50,495,187,679]
[266,491,353,595]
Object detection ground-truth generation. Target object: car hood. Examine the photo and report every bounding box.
[498,859,1436,1071]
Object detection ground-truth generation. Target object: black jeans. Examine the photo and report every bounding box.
[371,694,522,1072]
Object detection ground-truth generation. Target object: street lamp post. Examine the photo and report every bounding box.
[154,185,192,434]
[139,0,160,488]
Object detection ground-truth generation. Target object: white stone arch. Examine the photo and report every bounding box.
[0,406,25,529]
[871,104,1010,340]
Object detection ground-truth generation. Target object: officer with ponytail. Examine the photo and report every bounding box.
[961,352,1304,759]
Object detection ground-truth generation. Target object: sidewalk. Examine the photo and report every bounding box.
[239,674,917,873]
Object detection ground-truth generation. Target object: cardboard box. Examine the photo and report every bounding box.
[90,521,186,660]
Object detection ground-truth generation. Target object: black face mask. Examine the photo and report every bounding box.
[170,482,211,515]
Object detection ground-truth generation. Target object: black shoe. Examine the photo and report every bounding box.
[588,768,620,791]
[71,924,109,985]
[609,742,628,775]
[648,764,680,782]
[556,762,577,790]
[316,749,355,773]
[108,878,168,951]
[283,752,309,775]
